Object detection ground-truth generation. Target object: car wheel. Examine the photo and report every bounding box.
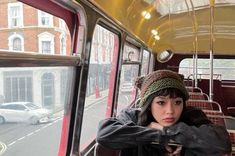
[29,116,39,125]
[0,116,5,124]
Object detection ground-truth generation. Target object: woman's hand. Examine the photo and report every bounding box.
[148,122,163,130]
[165,144,182,156]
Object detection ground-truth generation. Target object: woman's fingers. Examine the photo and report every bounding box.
[165,144,182,155]
[148,122,163,130]
[172,145,182,155]
[165,145,173,153]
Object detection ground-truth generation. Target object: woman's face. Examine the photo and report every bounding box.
[151,95,184,127]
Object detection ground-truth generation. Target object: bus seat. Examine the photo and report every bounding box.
[94,143,120,156]
[207,115,226,126]
[224,116,235,130]
[206,114,235,130]
[203,110,224,116]
[186,86,202,93]
[184,79,193,86]
[189,92,209,100]
[227,130,235,155]
[186,100,222,112]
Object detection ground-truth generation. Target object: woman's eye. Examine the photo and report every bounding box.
[175,100,183,105]
[156,101,165,105]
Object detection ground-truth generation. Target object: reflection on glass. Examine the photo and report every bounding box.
[80,25,119,150]
[141,50,150,76]
[117,64,139,114]
[123,44,140,62]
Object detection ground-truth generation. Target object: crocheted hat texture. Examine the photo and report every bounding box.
[138,70,189,107]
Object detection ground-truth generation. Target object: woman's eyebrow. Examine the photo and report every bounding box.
[156,96,167,99]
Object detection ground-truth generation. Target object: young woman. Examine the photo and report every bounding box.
[96,70,231,156]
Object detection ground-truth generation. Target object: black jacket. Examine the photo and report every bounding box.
[97,107,231,156]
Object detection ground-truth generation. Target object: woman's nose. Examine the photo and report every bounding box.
[166,101,174,114]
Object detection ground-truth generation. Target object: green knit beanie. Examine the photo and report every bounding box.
[137,70,189,107]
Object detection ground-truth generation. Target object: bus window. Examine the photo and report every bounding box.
[117,44,140,114]
[122,45,139,62]
[148,53,155,73]
[0,1,75,156]
[141,50,150,76]
[0,67,74,156]
[179,58,235,80]
[80,25,119,151]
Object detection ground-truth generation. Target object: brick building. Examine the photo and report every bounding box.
[0,0,71,54]
[0,0,71,110]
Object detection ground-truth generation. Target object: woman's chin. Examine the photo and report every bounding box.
[162,122,175,127]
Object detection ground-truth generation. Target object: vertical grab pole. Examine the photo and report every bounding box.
[209,0,215,101]
[186,0,198,88]
[189,0,198,88]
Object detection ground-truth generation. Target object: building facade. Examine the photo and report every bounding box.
[0,0,71,110]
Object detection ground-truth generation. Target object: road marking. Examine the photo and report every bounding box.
[6,116,63,148]
[8,141,16,147]
[17,136,25,141]
[0,142,7,155]
[27,132,34,137]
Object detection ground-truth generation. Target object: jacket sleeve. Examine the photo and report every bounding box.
[167,122,232,155]
[96,108,167,149]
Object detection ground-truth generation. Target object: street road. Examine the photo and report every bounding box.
[0,94,131,156]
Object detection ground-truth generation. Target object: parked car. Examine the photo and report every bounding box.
[0,102,52,124]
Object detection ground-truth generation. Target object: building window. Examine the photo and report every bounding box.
[60,69,67,104]
[8,2,23,28]
[42,41,51,54]
[13,38,22,51]
[38,11,53,27]
[4,71,32,103]
[8,34,24,52]
[59,19,66,29]
[38,32,54,54]
[60,34,66,55]
[41,73,54,108]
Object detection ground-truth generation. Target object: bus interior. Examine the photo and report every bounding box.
[0,0,235,155]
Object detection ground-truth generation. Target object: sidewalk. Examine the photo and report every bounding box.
[85,89,109,107]
[52,89,109,117]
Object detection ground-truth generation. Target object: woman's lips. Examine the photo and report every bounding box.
[163,118,175,123]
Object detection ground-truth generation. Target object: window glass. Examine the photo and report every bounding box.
[122,44,140,62]
[141,50,150,76]
[60,36,66,55]
[38,33,54,54]
[8,2,23,27]
[41,73,55,109]
[13,38,22,51]
[38,10,53,27]
[179,58,235,80]
[0,66,74,156]
[0,1,75,156]
[80,25,119,150]
[148,53,155,73]
[117,44,140,114]
[8,34,24,52]
[15,104,25,110]
[0,1,71,56]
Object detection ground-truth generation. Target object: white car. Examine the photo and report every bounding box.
[0,102,52,124]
